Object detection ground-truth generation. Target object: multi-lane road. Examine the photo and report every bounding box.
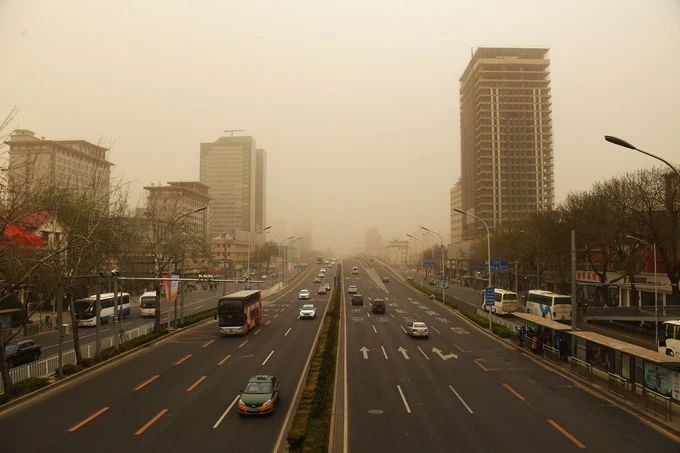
[341,258,678,452]
[0,264,331,452]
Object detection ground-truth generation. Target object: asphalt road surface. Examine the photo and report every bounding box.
[342,258,678,452]
[0,264,332,453]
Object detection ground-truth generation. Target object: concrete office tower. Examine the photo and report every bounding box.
[200,135,265,238]
[255,148,267,234]
[6,129,112,199]
[459,48,554,239]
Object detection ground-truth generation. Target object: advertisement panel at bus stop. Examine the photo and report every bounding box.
[643,362,678,399]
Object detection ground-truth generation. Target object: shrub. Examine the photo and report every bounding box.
[60,363,82,376]
[13,377,49,397]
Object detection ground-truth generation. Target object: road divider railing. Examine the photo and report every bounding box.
[286,264,341,452]
[568,356,592,381]
[607,372,629,398]
[0,264,312,405]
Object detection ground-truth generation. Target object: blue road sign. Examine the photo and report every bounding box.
[484,287,495,306]
[334,276,340,288]
[489,260,509,271]
[423,258,435,265]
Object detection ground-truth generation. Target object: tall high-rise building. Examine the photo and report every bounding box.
[200,135,266,238]
[458,48,554,239]
[6,129,112,199]
[255,148,267,234]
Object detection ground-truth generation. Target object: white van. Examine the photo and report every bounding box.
[481,288,519,315]
[352,266,359,275]
[140,291,158,317]
[525,290,571,321]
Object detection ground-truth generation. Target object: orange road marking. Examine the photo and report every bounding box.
[273,314,279,319]
[134,409,169,435]
[68,407,109,432]
[265,320,272,326]
[174,354,192,365]
[202,339,215,348]
[502,383,526,401]
[473,358,489,371]
[547,419,586,449]
[254,328,262,336]
[186,376,207,392]
[134,374,160,391]
[218,354,232,366]
[454,344,465,353]
[238,340,248,348]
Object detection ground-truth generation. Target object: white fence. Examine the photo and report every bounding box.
[1,322,155,395]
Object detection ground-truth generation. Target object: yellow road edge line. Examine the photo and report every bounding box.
[134,408,169,435]
[547,419,586,449]
[67,406,109,432]
[186,375,207,392]
[502,382,526,401]
[134,374,160,391]
[174,354,192,365]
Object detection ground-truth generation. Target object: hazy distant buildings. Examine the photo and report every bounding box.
[6,129,112,199]
[364,228,384,257]
[199,135,267,238]
[386,240,408,266]
[457,47,554,240]
[144,181,209,239]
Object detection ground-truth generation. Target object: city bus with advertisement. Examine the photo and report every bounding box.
[525,290,571,321]
[217,290,262,335]
[480,288,519,315]
[74,292,131,326]
[659,320,680,357]
[139,291,159,317]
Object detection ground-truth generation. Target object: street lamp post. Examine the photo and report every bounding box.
[420,226,446,307]
[453,208,492,330]
[280,236,294,284]
[254,226,272,280]
[406,234,423,283]
[626,235,659,346]
[605,136,680,180]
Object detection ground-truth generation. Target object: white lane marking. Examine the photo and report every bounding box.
[433,347,457,360]
[400,325,407,334]
[389,313,395,319]
[366,312,371,319]
[397,385,411,413]
[372,324,377,334]
[431,326,441,334]
[284,327,292,337]
[397,347,410,359]
[213,395,240,428]
[262,350,275,365]
[417,346,430,360]
[381,346,388,360]
[360,346,369,359]
[449,385,474,414]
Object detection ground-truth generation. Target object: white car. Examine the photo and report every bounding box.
[405,321,429,338]
[348,285,358,294]
[298,289,311,300]
[299,304,317,319]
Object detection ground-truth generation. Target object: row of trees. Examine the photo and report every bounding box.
[470,167,679,305]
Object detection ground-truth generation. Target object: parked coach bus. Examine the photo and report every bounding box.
[480,288,519,315]
[659,320,680,357]
[217,290,262,335]
[525,290,571,321]
[75,292,131,327]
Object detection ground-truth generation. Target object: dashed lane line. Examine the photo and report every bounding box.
[134,375,160,391]
[547,419,586,449]
[174,354,192,365]
[449,385,474,414]
[396,385,411,414]
[186,376,207,392]
[134,409,168,435]
[67,407,109,432]
[213,395,240,429]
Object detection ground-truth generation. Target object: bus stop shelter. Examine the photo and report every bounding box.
[512,312,572,350]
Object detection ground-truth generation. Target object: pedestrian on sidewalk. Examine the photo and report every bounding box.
[559,335,568,361]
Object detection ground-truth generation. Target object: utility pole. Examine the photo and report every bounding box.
[179,260,185,326]
[571,230,577,331]
[514,261,519,293]
[95,276,102,357]
[56,283,64,378]
[113,276,119,350]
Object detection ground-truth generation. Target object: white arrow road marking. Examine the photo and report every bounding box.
[360,346,369,359]
[262,350,275,365]
[417,346,430,360]
[398,347,410,359]
[397,385,411,413]
[432,347,458,360]
[449,385,474,414]
[381,346,388,359]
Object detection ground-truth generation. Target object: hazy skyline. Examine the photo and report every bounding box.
[1,0,679,253]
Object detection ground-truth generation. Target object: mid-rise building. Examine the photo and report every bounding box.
[458,48,554,239]
[144,181,210,240]
[211,229,252,278]
[386,240,408,266]
[6,129,112,199]
[200,135,266,238]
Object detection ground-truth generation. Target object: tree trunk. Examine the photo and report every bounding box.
[68,296,82,364]
[0,332,13,399]
[154,283,161,333]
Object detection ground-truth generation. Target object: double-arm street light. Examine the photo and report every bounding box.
[247,225,271,279]
[626,234,659,346]
[420,226,446,305]
[281,236,303,283]
[406,234,423,273]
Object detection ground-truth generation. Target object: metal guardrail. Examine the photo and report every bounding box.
[607,372,629,398]
[569,356,592,380]
[543,344,559,362]
[0,323,155,395]
[643,387,673,421]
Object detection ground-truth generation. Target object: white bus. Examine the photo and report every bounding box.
[525,290,571,321]
[74,292,131,327]
[659,320,680,357]
[480,288,519,315]
[352,266,359,275]
[139,291,158,317]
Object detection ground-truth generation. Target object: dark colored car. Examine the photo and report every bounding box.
[351,294,364,306]
[5,339,41,368]
[238,375,281,415]
[382,276,390,283]
[371,299,386,314]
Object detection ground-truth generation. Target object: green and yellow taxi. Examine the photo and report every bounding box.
[238,375,281,415]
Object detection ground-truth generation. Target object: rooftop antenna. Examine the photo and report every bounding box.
[224,129,246,137]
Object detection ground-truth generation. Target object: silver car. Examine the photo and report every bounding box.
[299,304,317,319]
